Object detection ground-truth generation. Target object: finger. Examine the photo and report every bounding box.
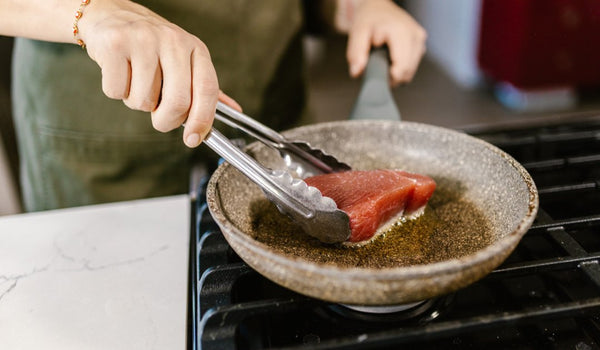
[151,47,192,133]
[390,25,428,85]
[100,56,131,100]
[218,91,242,112]
[403,38,427,84]
[346,20,372,78]
[183,47,219,148]
[371,29,387,48]
[386,33,414,86]
[123,54,162,112]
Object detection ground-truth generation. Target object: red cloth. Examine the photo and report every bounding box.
[478,0,600,89]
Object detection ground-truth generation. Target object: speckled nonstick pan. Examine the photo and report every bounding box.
[207,50,537,305]
[206,119,538,305]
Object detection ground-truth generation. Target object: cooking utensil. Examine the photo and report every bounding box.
[215,102,352,178]
[201,101,355,243]
[202,127,351,244]
[205,50,538,305]
[207,121,538,305]
[349,48,401,121]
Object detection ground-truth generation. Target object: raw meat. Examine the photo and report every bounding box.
[304,170,436,243]
[396,171,437,214]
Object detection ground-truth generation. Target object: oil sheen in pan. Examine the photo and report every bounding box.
[248,185,493,269]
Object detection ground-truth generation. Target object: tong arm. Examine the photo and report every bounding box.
[203,128,312,218]
[215,102,351,175]
[203,127,351,243]
[215,102,284,148]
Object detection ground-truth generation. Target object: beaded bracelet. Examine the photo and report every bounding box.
[73,0,91,49]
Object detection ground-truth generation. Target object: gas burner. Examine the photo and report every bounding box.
[327,294,455,324]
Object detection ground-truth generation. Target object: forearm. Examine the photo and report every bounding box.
[0,0,85,44]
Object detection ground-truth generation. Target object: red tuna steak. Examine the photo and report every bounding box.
[304,170,436,243]
[396,171,437,213]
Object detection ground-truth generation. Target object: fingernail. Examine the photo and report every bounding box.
[186,133,201,148]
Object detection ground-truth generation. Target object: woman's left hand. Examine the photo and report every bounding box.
[341,0,427,86]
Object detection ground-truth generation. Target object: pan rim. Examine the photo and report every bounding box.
[207,120,539,280]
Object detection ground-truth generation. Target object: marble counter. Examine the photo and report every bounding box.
[0,195,189,349]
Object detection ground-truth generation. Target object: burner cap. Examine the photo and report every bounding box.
[327,295,455,324]
[341,301,427,314]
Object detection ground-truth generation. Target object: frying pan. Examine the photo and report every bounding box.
[206,52,538,306]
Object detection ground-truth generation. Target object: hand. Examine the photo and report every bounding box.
[344,0,427,86]
[79,0,233,147]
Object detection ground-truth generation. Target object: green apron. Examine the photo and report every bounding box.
[12,0,306,211]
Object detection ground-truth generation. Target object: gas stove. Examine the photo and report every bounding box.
[188,115,600,349]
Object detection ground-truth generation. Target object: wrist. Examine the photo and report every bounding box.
[0,0,84,43]
[334,0,391,32]
[334,0,361,33]
[73,0,113,48]
[72,0,91,48]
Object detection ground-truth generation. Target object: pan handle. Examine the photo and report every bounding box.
[348,48,401,121]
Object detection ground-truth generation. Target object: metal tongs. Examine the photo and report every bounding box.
[202,102,352,244]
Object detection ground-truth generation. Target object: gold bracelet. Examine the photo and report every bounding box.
[73,0,91,49]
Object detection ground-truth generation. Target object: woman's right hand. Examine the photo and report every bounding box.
[79,0,223,148]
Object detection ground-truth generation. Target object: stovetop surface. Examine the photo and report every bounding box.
[190,116,600,350]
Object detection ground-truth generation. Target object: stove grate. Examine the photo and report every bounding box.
[190,116,600,350]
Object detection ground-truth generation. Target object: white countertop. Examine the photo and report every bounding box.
[0,195,189,350]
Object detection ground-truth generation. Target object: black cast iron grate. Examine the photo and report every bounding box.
[189,116,600,350]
